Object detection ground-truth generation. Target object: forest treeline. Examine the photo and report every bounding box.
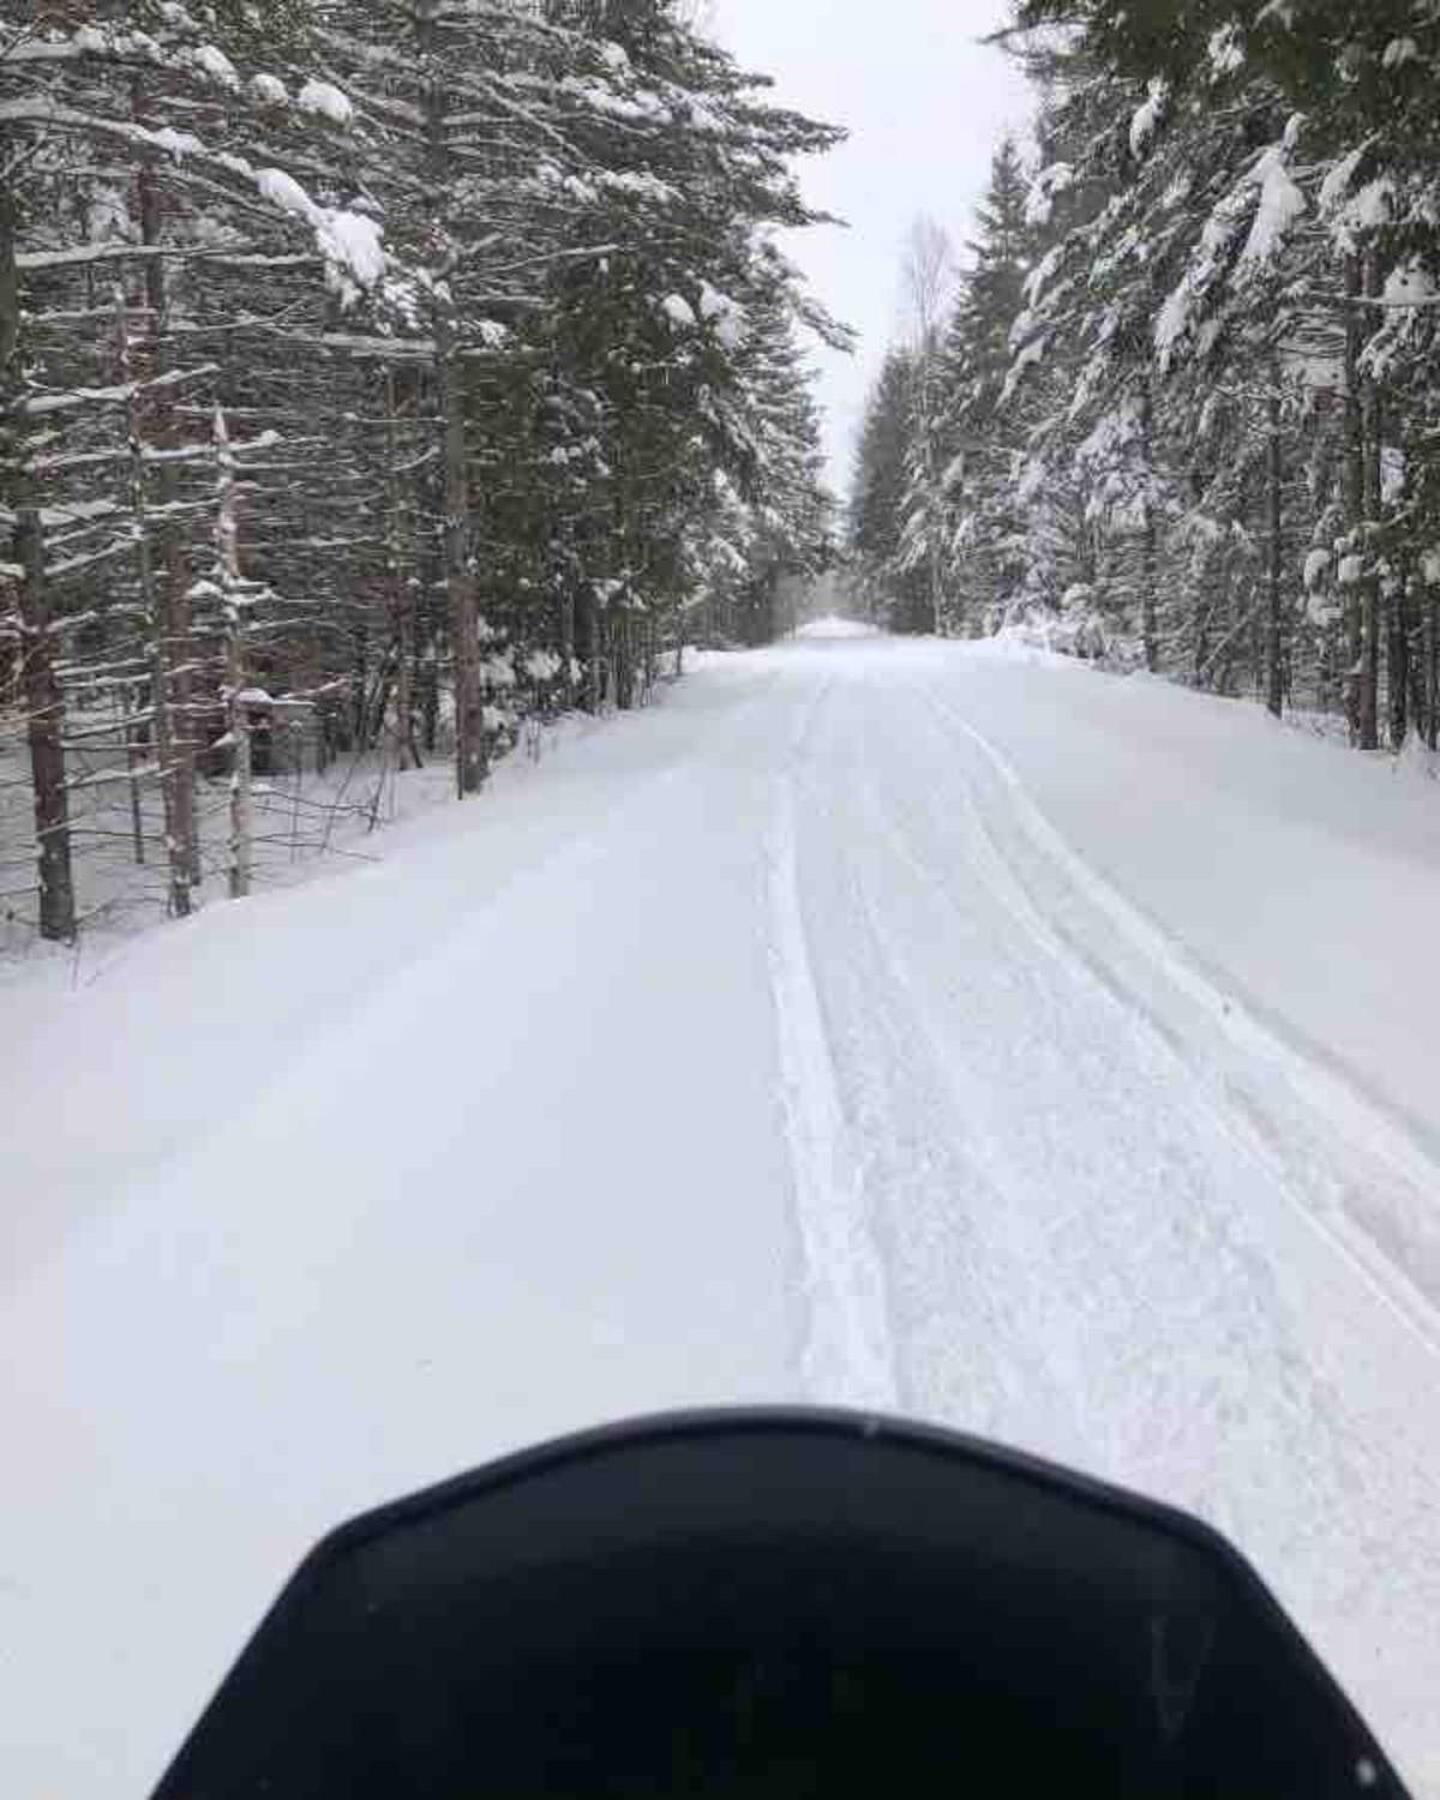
[0,0,838,942]
[849,0,1439,753]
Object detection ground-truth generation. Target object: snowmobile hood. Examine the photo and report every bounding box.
[152,1406,1408,1798]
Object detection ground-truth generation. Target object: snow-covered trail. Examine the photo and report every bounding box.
[777,648,1440,1787]
[3,629,1440,1795]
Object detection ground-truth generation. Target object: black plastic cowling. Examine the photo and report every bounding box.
[151,1407,1410,1798]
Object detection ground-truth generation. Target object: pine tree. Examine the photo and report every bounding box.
[848,348,925,631]
[895,215,951,636]
[938,136,1033,634]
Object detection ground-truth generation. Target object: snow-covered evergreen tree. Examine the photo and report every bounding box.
[848,347,925,631]
[1009,0,1440,741]
[937,136,1033,635]
[0,0,844,940]
[841,0,1437,748]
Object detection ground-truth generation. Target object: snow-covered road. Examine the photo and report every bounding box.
[4,626,1440,1795]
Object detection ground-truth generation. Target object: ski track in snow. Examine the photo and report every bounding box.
[3,628,1440,1797]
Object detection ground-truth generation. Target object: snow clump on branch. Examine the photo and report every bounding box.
[255,169,383,306]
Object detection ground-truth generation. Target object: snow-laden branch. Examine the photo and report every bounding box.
[1,96,385,306]
[20,363,219,418]
[15,241,302,272]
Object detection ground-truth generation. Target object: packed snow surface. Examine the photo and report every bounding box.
[3,633,1440,1796]
[793,612,879,639]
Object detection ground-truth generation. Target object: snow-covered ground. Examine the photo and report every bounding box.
[4,626,1440,1796]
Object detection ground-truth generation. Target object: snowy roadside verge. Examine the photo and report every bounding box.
[943,695,1440,1354]
[943,640,1440,1154]
[0,685,699,1007]
[0,655,748,1288]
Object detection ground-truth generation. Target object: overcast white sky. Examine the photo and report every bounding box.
[707,0,1033,496]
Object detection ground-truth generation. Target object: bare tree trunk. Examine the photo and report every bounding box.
[135,79,199,896]
[0,149,75,938]
[226,637,253,901]
[418,0,485,797]
[1424,580,1439,752]
[120,681,146,865]
[1353,255,1382,752]
[577,586,600,714]
[15,510,76,941]
[1384,422,1413,754]
[421,643,439,755]
[1389,563,1410,752]
[0,153,18,383]
[436,305,485,794]
[418,529,441,758]
[394,610,415,765]
[215,406,252,898]
[1358,426,1381,751]
[1316,619,1338,721]
[383,368,418,770]
[349,617,370,749]
[1140,382,1158,673]
[1193,590,1214,689]
[614,608,636,710]
[119,289,192,916]
[167,542,200,887]
[1265,375,1284,719]
[143,543,189,921]
[1341,255,1365,743]
[558,573,576,710]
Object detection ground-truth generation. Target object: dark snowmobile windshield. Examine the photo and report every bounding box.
[152,1409,1406,1799]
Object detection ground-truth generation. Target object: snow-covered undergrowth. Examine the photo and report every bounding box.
[0,698,660,995]
[986,604,1114,662]
[0,727,453,967]
[983,610,1440,787]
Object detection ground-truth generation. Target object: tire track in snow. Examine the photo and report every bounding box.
[765,687,899,1409]
[821,744,1098,1458]
[924,684,1440,1367]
